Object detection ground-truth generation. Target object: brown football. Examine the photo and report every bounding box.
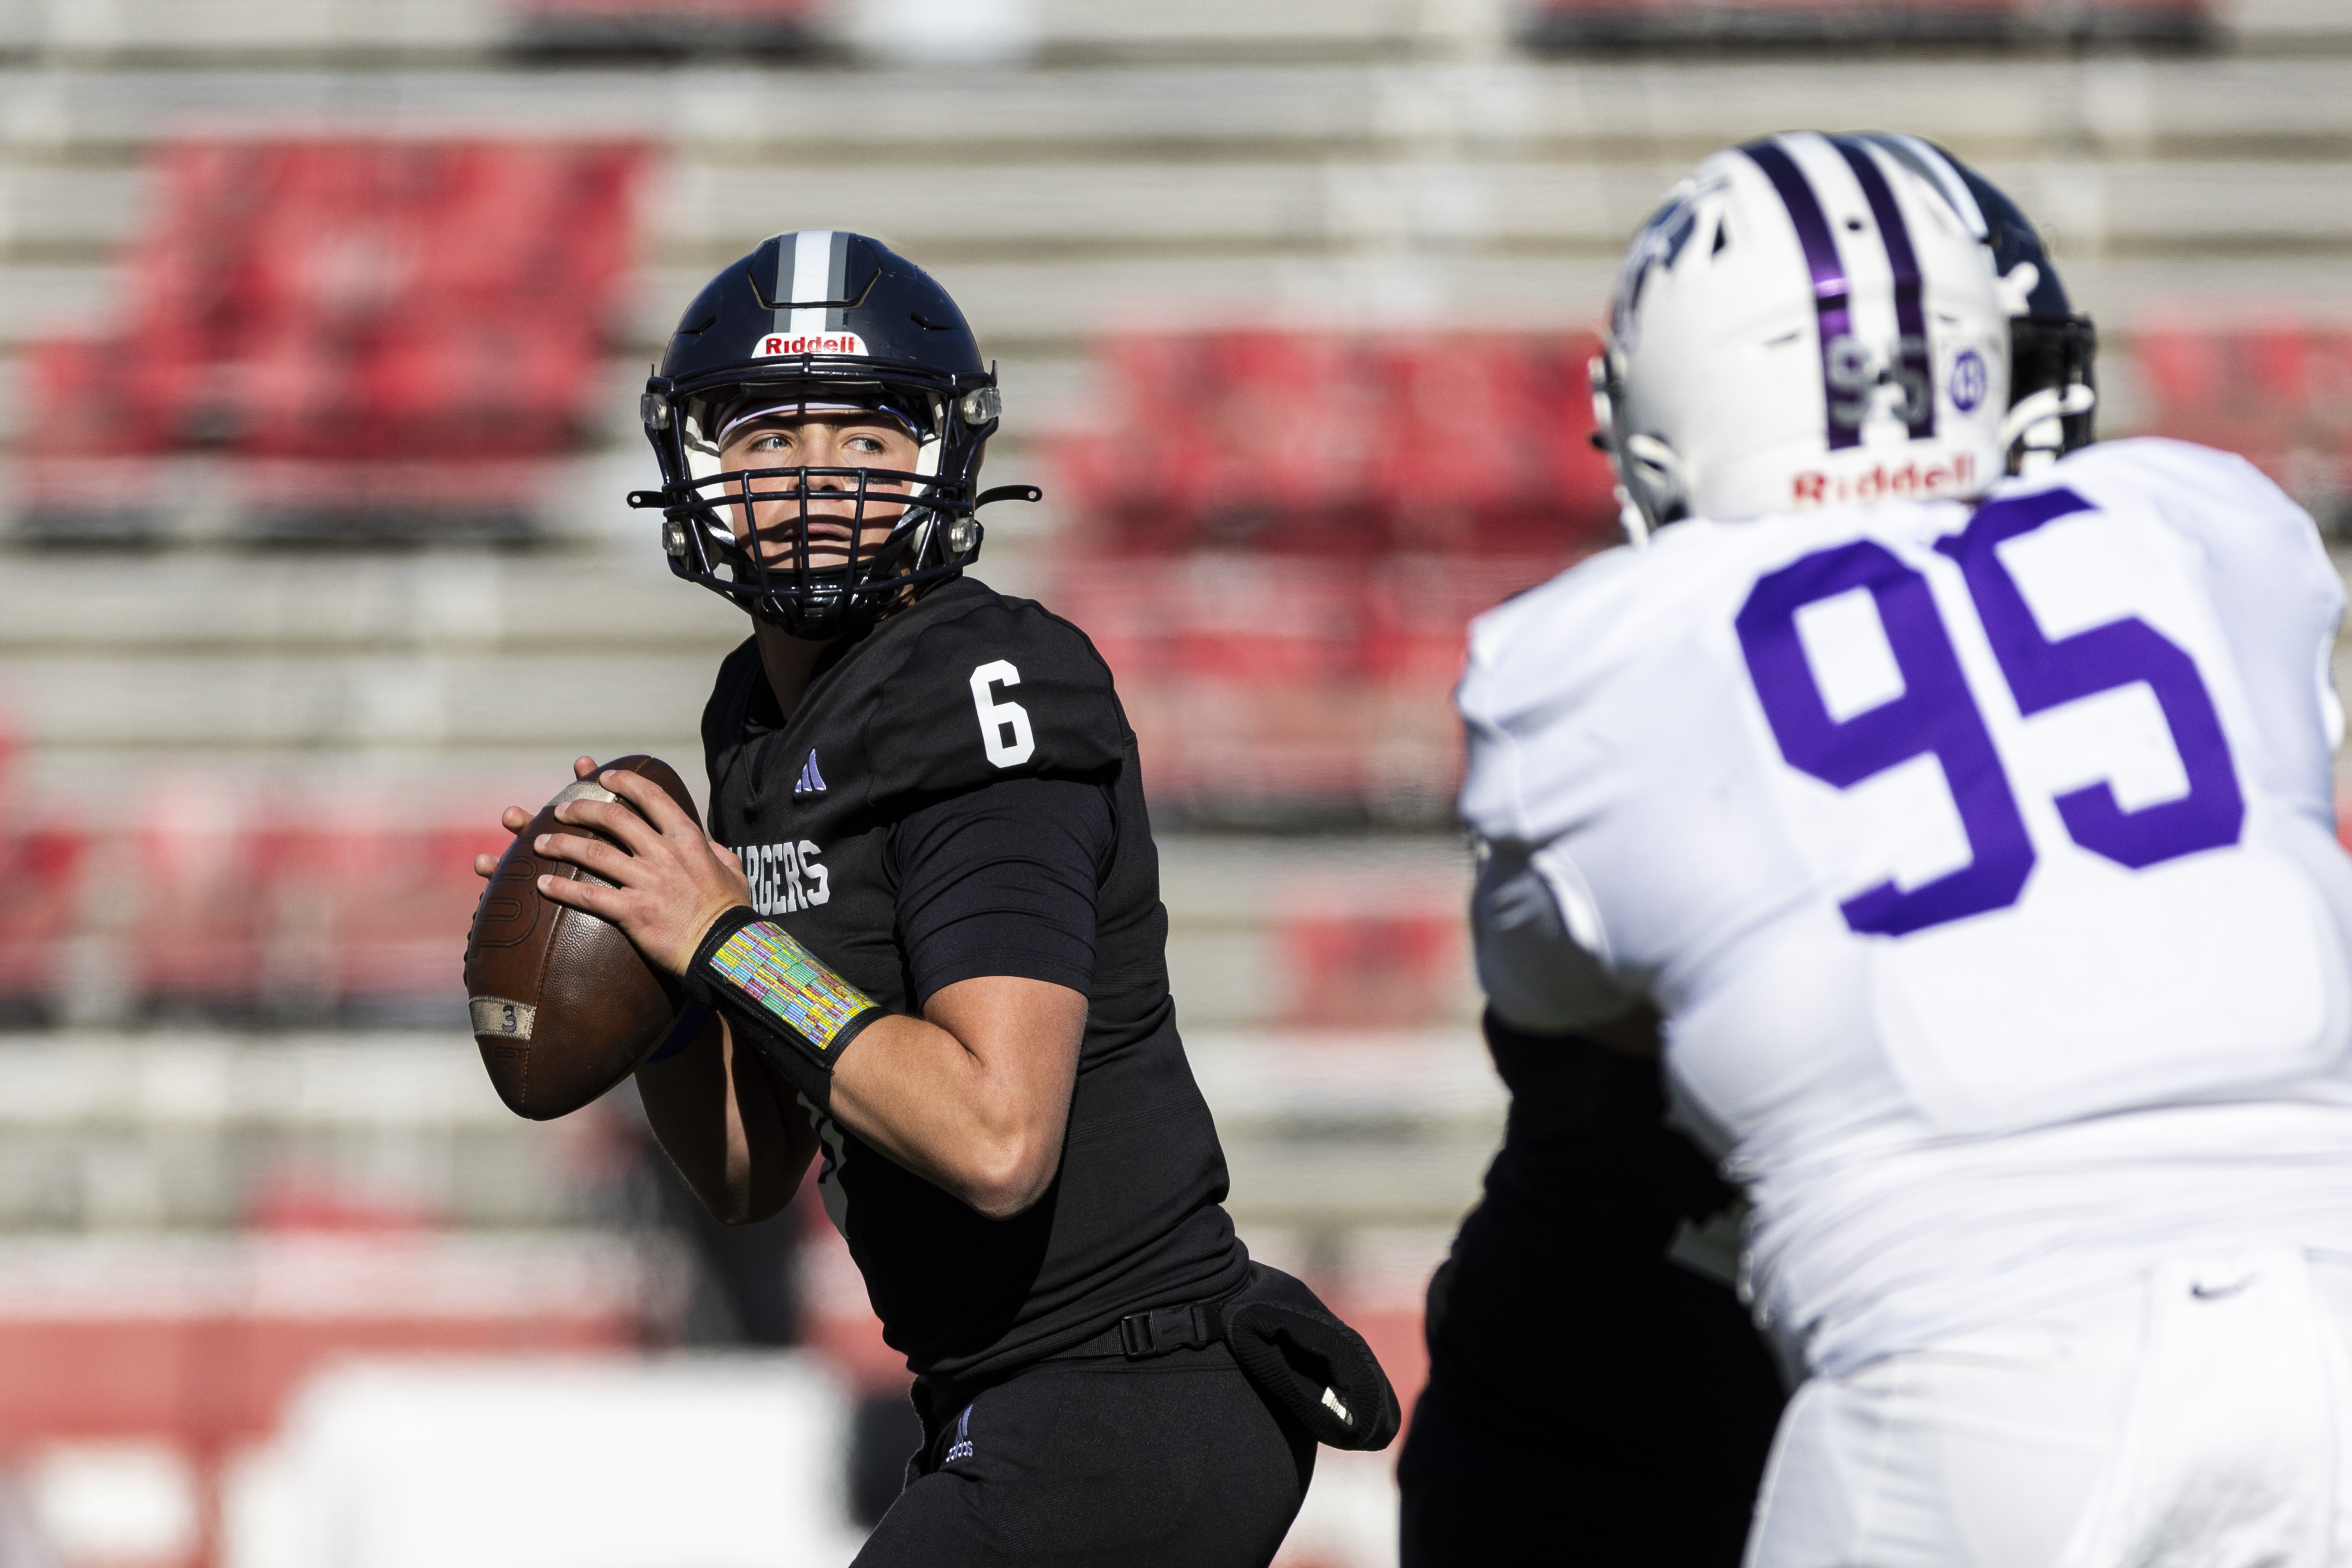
[464,754,700,1121]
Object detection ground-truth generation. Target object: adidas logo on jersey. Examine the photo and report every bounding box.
[794,750,827,796]
[943,1405,975,1464]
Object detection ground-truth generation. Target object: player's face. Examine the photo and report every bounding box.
[716,413,922,572]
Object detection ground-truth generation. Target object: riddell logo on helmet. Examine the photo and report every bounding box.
[1790,452,1978,509]
[755,331,867,357]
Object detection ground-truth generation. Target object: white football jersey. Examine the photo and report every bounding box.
[1458,438,2352,1378]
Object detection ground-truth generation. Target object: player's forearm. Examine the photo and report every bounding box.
[680,909,1086,1219]
[636,1013,811,1223]
[827,1006,1073,1220]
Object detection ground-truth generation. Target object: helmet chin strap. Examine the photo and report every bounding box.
[2001,383,2097,474]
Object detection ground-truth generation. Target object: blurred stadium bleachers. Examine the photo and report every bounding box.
[1050,328,1613,824]
[19,139,645,546]
[0,0,2348,1562]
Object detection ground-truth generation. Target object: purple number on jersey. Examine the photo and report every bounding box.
[1935,488,2245,869]
[1737,540,2037,936]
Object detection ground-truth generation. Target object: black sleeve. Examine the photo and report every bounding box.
[699,637,763,835]
[892,775,1112,1007]
[863,597,1128,810]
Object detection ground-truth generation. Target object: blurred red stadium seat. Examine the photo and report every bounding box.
[1048,329,1609,820]
[132,789,509,1022]
[2133,321,2352,529]
[1054,331,1617,562]
[19,139,647,544]
[133,790,273,1016]
[1279,911,1463,1029]
[0,823,87,1024]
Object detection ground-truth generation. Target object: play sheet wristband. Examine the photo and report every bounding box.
[684,906,885,1093]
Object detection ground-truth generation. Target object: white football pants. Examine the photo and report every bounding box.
[1746,1249,2352,1568]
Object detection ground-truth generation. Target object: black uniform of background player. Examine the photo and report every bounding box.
[699,573,1314,1562]
[1397,1017,1786,1567]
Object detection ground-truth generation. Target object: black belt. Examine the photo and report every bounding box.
[1032,1263,1403,1452]
[1054,1297,1230,1361]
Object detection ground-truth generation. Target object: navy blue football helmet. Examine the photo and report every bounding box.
[631,231,1035,640]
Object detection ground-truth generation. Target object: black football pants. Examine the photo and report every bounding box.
[1397,1385,1760,1568]
[855,1341,1316,1567]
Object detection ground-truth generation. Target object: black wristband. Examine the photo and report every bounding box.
[684,907,886,1091]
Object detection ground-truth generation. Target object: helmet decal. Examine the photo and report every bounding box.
[1740,139,1860,452]
[1829,136,1935,443]
[753,327,869,357]
[1612,180,1718,360]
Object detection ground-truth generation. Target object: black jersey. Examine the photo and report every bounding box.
[699,575,1250,1386]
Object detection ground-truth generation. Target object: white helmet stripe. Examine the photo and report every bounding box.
[1740,137,1860,453]
[773,229,853,336]
[1831,136,1935,442]
[1860,133,1988,239]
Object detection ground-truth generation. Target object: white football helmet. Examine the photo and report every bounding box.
[1596,131,2019,543]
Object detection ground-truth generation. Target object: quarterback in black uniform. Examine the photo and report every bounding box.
[478,231,1395,1565]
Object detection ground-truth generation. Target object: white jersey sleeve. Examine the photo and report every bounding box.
[1457,438,2352,1378]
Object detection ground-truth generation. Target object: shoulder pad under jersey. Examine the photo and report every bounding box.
[862,590,1128,808]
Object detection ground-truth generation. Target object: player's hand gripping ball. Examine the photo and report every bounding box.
[465,755,708,1120]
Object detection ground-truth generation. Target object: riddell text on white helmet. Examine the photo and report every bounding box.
[1790,451,1978,509]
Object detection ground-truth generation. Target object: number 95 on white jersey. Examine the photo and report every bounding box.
[1458,439,2352,1140]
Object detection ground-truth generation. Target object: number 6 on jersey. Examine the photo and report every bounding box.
[970,660,1036,768]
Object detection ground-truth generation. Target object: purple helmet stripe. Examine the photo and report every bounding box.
[1742,139,1859,451]
[1833,136,1935,441]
